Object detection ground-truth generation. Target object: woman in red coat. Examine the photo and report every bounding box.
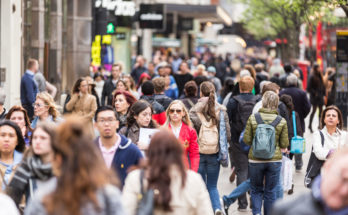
[164,100,200,172]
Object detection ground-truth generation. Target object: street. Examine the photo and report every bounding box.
[218,107,319,214]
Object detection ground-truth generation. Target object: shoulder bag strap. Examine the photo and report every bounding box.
[254,113,264,125]
[292,111,297,137]
[319,131,324,146]
[187,98,195,108]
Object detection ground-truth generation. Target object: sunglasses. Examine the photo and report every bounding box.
[169,109,182,114]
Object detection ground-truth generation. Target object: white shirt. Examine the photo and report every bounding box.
[313,126,347,160]
[170,122,182,139]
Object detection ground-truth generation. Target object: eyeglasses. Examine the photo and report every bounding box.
[32,103,46,108]
[169,109,182,114]
[97,118,117,124]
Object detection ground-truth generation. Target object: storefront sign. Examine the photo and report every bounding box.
[95,0,135,16]
[139,4,165,30]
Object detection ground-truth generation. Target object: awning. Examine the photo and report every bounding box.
[152,37,181,47]
[165,4,232,26]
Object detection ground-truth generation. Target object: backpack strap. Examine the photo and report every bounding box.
[254,113,264,124]
[187,98,195,108]
[270,115,282,128]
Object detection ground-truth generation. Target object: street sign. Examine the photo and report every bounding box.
[336,30,348,127]
[139,4,165,30]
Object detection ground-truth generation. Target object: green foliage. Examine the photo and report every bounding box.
[237,0,337,40]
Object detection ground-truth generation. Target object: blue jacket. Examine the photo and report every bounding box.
[94,135,143,187]
[20,71,38,105]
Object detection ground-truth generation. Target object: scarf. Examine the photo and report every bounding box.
[8,155,53,204]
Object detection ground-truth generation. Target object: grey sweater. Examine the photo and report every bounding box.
[24,178,126,215]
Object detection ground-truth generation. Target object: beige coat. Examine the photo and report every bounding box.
[122,168,213,215]
[65,93,97,137]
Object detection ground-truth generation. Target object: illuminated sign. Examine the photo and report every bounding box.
[95,0,135,16]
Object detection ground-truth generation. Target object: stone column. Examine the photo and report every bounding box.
[31,0,45,69]
[0,0,22,108]
[49,0,63,98]
[63,0,92,91]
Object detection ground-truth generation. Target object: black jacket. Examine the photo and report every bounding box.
[280,87,311,132]
[307,74,326,106]
[154,94,172,110]
[101,79,116,106]
[140,95,165,115]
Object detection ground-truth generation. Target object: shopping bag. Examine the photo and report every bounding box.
[282,155,293,191]
[290,111,305,154]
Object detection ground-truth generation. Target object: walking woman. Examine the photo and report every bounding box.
[31,92,61,129]
[65,78,98,137]
[0,121,26,191]
[24,118,125,215]
[122,129,212,215]
[307,63,326,133]
[243,91,289,215]
[6,106,32,146]
[313,106,347,162]
[113,90,137,132]
[119,100,158,148]
[164,100,199,172]
[189,81,231,214]
[6,122,56,207]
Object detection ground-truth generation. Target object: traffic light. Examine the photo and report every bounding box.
[106,22,115,34]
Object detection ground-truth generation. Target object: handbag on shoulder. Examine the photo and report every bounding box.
[136,169,154,215]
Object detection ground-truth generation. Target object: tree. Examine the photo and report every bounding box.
[238,0,338,62]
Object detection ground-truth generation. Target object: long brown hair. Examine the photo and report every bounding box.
[43,117,119,215]
[320,105,343,130]
[5,105,33,139]
[200,81,217,125]
[146,129,187,212]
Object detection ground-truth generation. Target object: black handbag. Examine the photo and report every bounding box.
[136,169,154,215]
[304,131,325,188]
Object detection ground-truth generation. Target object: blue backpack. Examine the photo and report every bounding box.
[252,113,282,160]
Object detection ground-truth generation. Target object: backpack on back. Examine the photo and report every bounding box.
[252,113,282,159]
[197,112,219,154]
[234,96,258,135]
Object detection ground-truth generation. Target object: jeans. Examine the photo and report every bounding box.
[249,162,282,215]
[276,165,283,199]
[230,144,249,209]
[223,179,250,208]
[198,153,221,211]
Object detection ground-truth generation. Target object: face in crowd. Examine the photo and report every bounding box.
[134,107,152,128]
[324,109,339,129]
[34,98,49,118]
[9,111,26,130]
[94,110,119,139]
[0,125,18,155]
[111,65,122,80]
[78,80,89,94]
[168,103,185,124]
[32,127,52,157]
[114,94,130,115]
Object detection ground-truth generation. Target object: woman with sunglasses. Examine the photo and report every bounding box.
[189,81,231,215]
[164,100,199,172]
[31,92,61,129]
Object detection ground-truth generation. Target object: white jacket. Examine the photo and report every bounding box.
[122,167,213,215]
[313,126,347,160]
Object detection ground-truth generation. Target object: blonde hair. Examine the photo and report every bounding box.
[262,91,279,110]
[36,92,60,120]
[164,100,192,127]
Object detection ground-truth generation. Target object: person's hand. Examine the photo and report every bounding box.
[137,142,148,150]
[281,148,289,154]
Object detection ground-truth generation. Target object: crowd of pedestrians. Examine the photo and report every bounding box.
[0,52,347,215]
